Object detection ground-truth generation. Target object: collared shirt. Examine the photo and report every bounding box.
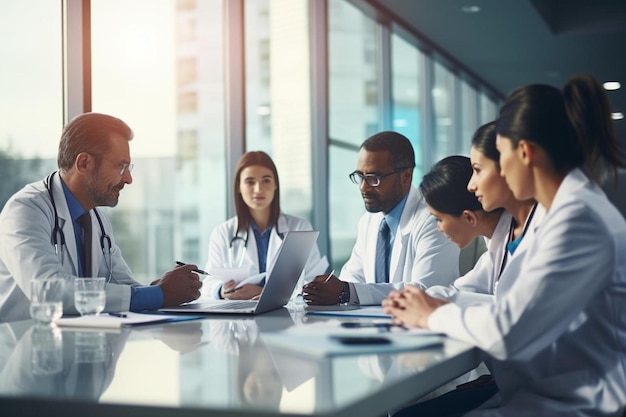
[60,178,88,276]
[60,177,163,310]
[252,221,272,287]
[383,192,409,255]
[347,192,410,304]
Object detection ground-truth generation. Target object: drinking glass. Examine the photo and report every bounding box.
[30,278,65,325]
[74,331,107,363]
[31,325,63,375]
[74,277,106,316]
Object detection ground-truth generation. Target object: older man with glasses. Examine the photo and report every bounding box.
[303,131,460,306]
[0,112,202,321]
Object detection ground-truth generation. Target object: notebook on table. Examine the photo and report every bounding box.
[160,230,319,315]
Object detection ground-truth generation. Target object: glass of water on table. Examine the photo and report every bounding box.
[74,277,106,316]
[30,278,65,325]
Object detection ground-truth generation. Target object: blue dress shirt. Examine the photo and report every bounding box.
[251,221,272,286]
[381,192,409,265]
[60,178,163,310]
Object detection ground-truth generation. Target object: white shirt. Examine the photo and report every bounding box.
[202,213,328,299]
[429,169,626,416]
[0,174,139,322]
[340,186,460,305]
[426,211,511,307]
[427,205,546,308]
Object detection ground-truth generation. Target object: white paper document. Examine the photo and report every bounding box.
[305,305,392,318]
[208,268,265,287]
[56,312,178,329]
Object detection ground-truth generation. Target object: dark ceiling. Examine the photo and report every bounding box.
[369,0,626,146]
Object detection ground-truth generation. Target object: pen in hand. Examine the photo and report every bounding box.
[223,287,239,295]
[324,269,336,282]
[175,261,210,276]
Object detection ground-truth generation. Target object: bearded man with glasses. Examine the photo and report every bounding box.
[0,112,202,321]
[303,131,459,306]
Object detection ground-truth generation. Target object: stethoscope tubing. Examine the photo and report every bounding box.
[44,171,113,281]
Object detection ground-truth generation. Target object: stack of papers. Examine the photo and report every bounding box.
[56,312,203,329]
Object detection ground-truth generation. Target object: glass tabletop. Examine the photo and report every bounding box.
[0,307,478,417]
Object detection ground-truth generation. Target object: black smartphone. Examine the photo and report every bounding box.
[330,335,391,345]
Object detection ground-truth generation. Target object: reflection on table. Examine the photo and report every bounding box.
[0,322,127,401]
[0,307,479,417]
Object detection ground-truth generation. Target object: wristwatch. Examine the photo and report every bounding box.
[339,281,350,304]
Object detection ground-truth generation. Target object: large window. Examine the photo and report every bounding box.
[459,80,478,155]
[391,32,425,180]
[245,0,314,222]
[91,0,226,282]
[328,0,380,269]
[0,1,62,208]
[431,61,455,163]
[1,0,505,284]
[480,92,498,124]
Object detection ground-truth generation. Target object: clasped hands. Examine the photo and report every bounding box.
[382,285,449,328]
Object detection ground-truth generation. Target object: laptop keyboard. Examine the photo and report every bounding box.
[205,300,257,311]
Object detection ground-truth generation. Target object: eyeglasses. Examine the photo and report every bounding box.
[91,153,134,176]
[349,167,408,187]
[100,157,134,176]
[118,163,134,176]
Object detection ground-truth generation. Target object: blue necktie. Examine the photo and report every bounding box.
[375,218,390,283]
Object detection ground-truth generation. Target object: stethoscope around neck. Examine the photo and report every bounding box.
[44,171,113,281]
[497,203,538,280]
[228,222,284,269]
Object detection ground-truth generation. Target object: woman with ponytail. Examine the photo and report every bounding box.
[385,74,626,416]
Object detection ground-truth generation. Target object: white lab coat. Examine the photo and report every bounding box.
[427,205,546,308]
[601,167,626,220]
[202,213,328,299]
[0,173,140,322]
[429,169,626,416]
[340,186,460,305]
[426,211,511,307]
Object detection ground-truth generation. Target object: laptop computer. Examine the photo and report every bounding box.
[160,230,320,315]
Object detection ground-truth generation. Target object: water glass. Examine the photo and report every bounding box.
[31,325,63,375]
[30,278,65,325]
[74,277,106,316]
[74,331,107,363]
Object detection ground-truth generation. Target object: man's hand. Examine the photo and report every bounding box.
[220,280,262,300]
[382,286,448,328]
[158,263,203,307]
[302,273,343,305]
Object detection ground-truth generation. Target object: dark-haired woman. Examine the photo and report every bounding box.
[203,151,327,300]
[423,122,542,308]
[385,73,626,416]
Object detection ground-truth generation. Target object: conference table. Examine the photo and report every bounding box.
[0,304,480,417]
